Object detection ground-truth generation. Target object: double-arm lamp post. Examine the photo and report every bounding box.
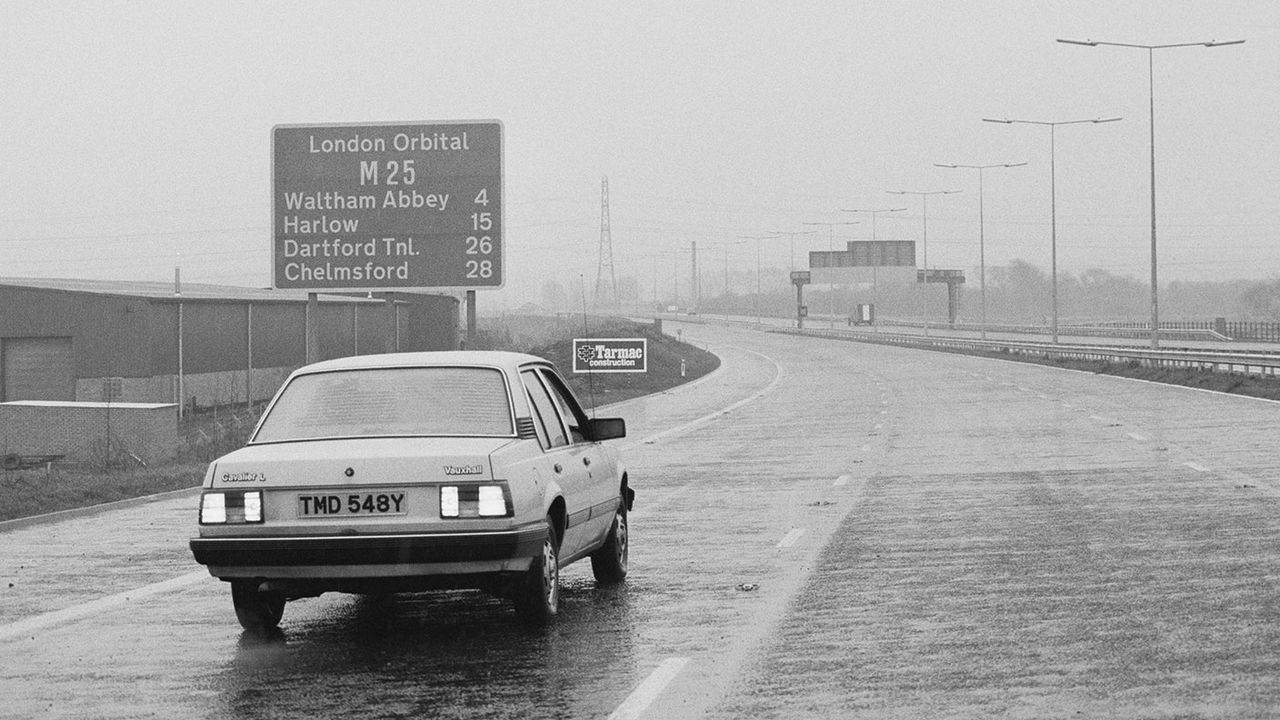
[884,190,959,335]
[738,234,777,326]
[1057,37,1244,349]
[982,117,1120,344]
[932,163,1025,340]
[704,239,746,298]
[767,229,818,273]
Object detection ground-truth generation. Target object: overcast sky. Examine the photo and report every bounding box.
[2,1,1276,309]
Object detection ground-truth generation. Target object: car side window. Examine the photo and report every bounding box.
[523,393,551,450]
[539,368,589,444]
[521,370,568,449]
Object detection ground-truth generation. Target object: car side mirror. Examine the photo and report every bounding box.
[587,417,626,441]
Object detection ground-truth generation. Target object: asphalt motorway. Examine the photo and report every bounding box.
[2,320,1280,719]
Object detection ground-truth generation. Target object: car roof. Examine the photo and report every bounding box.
[294,350,554,375]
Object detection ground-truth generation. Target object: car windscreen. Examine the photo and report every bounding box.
[252,366,514,442]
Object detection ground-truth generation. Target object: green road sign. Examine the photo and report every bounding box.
[272,120,503,290]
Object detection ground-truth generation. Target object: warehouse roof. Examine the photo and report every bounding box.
[0,277,398,304]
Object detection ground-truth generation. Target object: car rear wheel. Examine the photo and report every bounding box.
[515,517,559,624]
[231,580,286,631]
[590,501,628,584]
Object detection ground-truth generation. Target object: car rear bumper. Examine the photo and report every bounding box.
[190,526,546,570]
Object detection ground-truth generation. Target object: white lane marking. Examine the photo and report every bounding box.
[0,571,209,642]
[1089,415,1107,422]
[777,528,806,548]
[860,444,872,452]
[1184,461,1209,472]
[833,475,851,487]
[628,346,784,449]
[1061,402,1073,409]
[1126,432,1149,442]
[608,657,690,720]
[874,424,883,431]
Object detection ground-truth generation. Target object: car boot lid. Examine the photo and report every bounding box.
[207,436,517,489]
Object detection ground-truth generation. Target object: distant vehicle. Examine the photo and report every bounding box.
[190,351,632,631]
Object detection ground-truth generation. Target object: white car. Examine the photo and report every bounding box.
[190,351,631,630]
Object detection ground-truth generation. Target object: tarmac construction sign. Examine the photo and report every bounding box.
[573,338,647,373]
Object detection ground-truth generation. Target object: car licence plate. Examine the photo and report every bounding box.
[297,491,407,518]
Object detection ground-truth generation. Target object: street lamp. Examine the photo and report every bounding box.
[840,207,906,331]
[739,234,776,326]
[801,220,859,327]
[706,239,746,298]
[983,117,1120,343]
[1057,37,1244,350]
[884,190,960,335]
[932,163,1026,340]
[672,245,706,311]
[766,229,818,273]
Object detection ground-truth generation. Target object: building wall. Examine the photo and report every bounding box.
[0,286,151,379]
[0,401,179,465]
[75,366,295,407]
[2,284,460,407]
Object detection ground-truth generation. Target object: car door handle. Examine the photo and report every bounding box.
[554,463,563,474]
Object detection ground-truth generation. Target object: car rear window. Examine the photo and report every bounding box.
[252,367,514,442]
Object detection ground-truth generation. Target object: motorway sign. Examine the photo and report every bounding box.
[272,120,503,291]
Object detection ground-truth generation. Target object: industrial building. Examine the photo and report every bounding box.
[0,278,460,409]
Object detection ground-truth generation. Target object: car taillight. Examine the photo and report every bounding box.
[243,491,263,523]
[440,484,512,518]
[200,493,226,524]
[200,490,265,524]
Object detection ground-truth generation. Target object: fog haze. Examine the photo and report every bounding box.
[1,1,1276,310]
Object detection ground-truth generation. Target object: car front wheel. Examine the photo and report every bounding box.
[515,517,560,623]
[590,501,628,584]
[231,580,286,632]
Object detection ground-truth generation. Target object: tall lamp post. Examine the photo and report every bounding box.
[767,229,818,273]
[983,117,1120,344]
[739,234,776,326]
[884,190,959,335]
[932,163,1026,340]
[840,207,906,331]
[801,220,859,327]
[706,239,746,298]
[1057,37,1244,350]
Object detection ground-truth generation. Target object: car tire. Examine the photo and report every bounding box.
[515,517,560,624]
[231,580,286,631]
[590,501,628,584]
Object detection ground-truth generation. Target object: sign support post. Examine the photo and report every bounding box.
[790,271,811,330]
[305,293,318,363]
[465,290,477,349]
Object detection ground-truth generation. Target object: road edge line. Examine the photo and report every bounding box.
[608,657,690,720]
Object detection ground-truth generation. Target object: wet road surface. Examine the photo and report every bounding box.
[3,321,1279,718]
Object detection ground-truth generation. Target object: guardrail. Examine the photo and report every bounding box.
[808,315,1232,342]
[776,327,1280,377]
